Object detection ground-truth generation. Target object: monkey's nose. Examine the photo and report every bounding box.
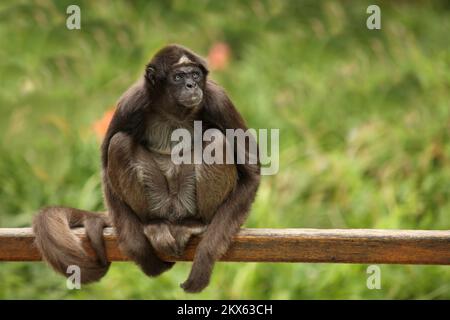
[186,82,196,89]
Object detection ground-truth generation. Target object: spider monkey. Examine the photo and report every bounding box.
[33,44,260,293]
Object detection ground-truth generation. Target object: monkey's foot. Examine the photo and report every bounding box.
[180,263,212,293]
[169,222,207,258]
[144,223,182,257]
[180,276,210,293]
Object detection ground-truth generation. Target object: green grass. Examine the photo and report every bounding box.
[0,0,449,299]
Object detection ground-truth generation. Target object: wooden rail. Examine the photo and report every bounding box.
[0,228,449,265]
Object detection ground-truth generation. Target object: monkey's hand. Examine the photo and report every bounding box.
[180,246,214,293]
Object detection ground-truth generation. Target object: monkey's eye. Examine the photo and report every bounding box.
[192,72,200,80]
[174,73,183,81]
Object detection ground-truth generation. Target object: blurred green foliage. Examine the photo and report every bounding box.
[0,0,449,299]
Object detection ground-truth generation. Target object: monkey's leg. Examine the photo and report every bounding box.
[195,131,238,221]
[107,132,198,259]
[105,188,174,276]
[183,131,262,293]
[128,145,194,257]
[105,132,174,277]
[106,133,170,218]
[182,171,259,292]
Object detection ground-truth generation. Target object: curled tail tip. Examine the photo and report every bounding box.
[33,206,110,284]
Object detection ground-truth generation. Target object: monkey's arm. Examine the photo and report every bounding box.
[101,80,149,168]
[181,165,260,292]
[181,82,261,293]
[96,70,177,279]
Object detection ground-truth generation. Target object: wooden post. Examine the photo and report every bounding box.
[0,227,449,265]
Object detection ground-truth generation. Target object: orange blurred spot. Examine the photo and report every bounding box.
[207,42,231,71]
[93,107,115,139]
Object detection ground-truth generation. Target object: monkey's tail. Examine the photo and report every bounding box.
[32,206,111,284]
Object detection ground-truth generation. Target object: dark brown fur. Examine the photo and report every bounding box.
[33,44,260,293]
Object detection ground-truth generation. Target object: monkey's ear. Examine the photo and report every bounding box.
[145,64,157,85]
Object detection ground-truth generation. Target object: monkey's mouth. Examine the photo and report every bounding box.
[179,93,203,108]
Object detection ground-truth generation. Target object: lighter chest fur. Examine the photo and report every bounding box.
[143,114,197,221]
[146,112,194,153]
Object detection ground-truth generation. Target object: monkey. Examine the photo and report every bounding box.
[33,44,261,293]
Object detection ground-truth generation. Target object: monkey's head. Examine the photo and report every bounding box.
[145,44,209,111]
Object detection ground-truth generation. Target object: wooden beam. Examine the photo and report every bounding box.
[0,228,449,265]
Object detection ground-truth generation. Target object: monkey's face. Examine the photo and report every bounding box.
[167,65,204,108]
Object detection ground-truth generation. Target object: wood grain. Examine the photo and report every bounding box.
[0,228,449,265]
